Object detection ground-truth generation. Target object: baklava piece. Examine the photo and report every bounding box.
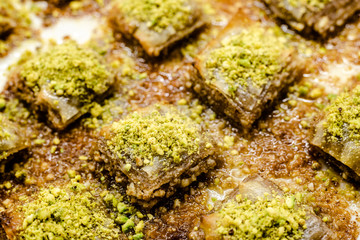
[0,0,31,56]
[109,0,205,57]
[12,40,114,130]
[98,105,216,208]
[14,179,144,239]
[311,86,360,181]
[263,0,360,38]
[0,114,29,161]
[197,175,332,240]
[193,23,303,130]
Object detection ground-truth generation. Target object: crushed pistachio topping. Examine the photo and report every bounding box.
[205,27,287,96]
[216,194,307,239]
[288,0,331,9]
[19,181,120,239]
[322,86,360,142]
[116,0,195,33]
[20,41,112,104]
[106,108,200,165]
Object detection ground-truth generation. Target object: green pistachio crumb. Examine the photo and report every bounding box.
[288,100,297,107]
[216,194,307,239]
[106,108,200,165]
[4,181,11,189]
[205,27,287,96]
[230,150,239,155]
[52,137,60,145]
[298,86,309,96]
[177,99,187,105]
[300,120,309,129]
[133,232,145,240]
[122,219,135,233]
[34,139,46,145]
[50,146,57,154]
[224,136,235,147]
[322,86,360,142]
[67,170,76,178]
[309,88,322,99]
[124,163,132,172]
[78,155,88,161]
[69,1,83,11]
[116,0,195,33]
[116,215,129,225]
[19,183,121,239]
[0,98,5,110]
[20,40,112,104]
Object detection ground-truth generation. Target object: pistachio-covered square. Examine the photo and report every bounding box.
[98,105,216,208]
[263,0,360,37]
[0,114,29,161]
[13,40,114,130]
[109,0,205,56]
[195,175,332,240]
[193,24,303,129]
[17,180,144,239]
[311,86,360,181]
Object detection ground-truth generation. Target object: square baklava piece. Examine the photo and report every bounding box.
[98,104,216,208]
[196,175,332,240]
[263,0,360,38]
[311,86,360,181]
[193,21,303,130]
[11,40,114,130]
[109,0,206,57]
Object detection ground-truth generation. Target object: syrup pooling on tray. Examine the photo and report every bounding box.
[0,0,360,239]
